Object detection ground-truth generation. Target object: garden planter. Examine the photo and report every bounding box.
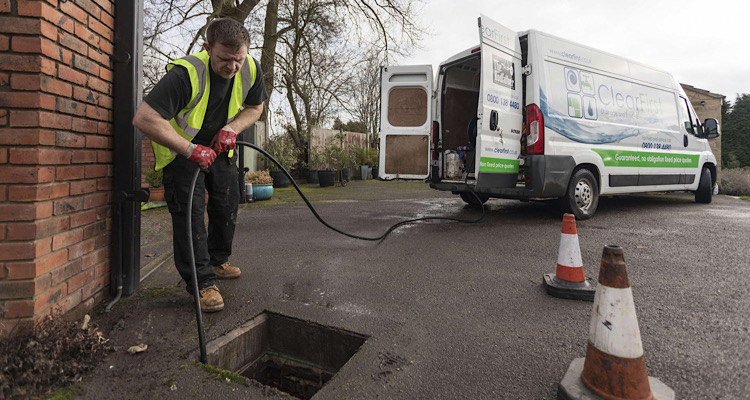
[341,167,352,182]
[149,187,165,202]
[359,165,370,180]
[372,166,379,179]
[269,171,290,188]
[252,184,274,200]
[307,169,319,184]
[318,170,336,187]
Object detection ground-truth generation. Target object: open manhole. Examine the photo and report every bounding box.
[204,311,368,399]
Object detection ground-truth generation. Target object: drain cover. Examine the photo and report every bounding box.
[203,311,367,399]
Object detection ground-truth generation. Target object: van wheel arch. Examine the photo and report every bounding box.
[572,164,601,191]
[559,164,601,220]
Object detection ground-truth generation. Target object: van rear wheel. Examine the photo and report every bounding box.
[459,192,489,206]
[695,167,712,204]
[560,169,599,220]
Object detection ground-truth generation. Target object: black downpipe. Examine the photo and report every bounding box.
[111,0,144,300]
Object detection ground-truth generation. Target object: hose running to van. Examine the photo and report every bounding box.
[188,140,486,362]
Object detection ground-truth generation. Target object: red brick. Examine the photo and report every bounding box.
[80,273,107,298]
[6,216,69,240]
[34,282,67,312]
[75,0,102,19]
[51,259,82,286]
[53,196,83,215]
[83,192,107,209]
[87,75,109,94]
[71,117,98,134]
[73,86,99,104]
[40,56,56,76]
[87,16,112,41]
[38,111,71,130]
[0,280,36,300]
[74,22,99,48]
[98,38,113,55]
[99,8,113,28]
[96,151,112,163]
[60,1,87,24]
[57,289,82,314]
[9,110,39,127]
[0,54,42,73]
[40,93,55,110]
[39,19,56,41]
[0,237,51,261]
[82,247,106,269]
[58,64,87,85]
[56,97,86,116]
[92,0,113,15]
[55,165,84,181]
[59,31,88,55]
[0,148,7,163]
[66,267,94,293]
[94,230,110,250]
[71,149,97,163]
[0,71,8,86]
[40,75,73,96]
[5,249,67,280]
[0,35,8,51]
[67,237,94,259]
[84,164,107,178]
[0,128,55,146]
[85,135,108,149]
[52,228,83,251]
[0,0,9,13]
[85,105,108,121]
[3,300,34,318]
[88,47,110,67]
[97,121,111,135]
[73,54,99,76]
[17,1,62,25]
[97,94,112,109]
[0,166,55,184]
[68,180,96,196]
[82,219,106,239]
[0,92,42,108]
[56,131,86,148]
[11,36,42,53]
[8,182,69,202]
[69,208,96,228]
[0,202,53,222]
[0,16,43,35]
[10,73,40,91]
[9,148,72,165]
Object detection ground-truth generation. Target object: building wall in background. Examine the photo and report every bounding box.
[682,84,724,180]
[0,0,115,335]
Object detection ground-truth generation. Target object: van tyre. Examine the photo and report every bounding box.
[459,192,489,206]
[695,167,712,204]
[560,169,599,220]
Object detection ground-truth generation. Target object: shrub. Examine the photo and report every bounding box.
[352,145,377,166]
[245,169,273,184]
[263,135,301,171]
[720,167,750,196]
[308,146,325,170]
[143,168,163,188]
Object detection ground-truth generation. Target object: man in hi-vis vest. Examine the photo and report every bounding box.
[133,18,267,312]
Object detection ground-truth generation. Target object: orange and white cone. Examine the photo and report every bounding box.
[558,245,675,400]
[543,213,596,301]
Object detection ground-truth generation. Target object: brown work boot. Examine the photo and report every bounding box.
[199,285,224,312]
[213,261,241,279]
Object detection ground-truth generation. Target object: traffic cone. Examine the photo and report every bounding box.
[557,245,675,400]
[543,213,596,301]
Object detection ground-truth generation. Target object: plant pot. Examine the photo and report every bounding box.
[341,167,352,182]
[318,170,336,187]
[252,183,274,200]
[360,165,370,180]
[372,166,379,179]
[149,187,165,202]
[307,169,319,184]
[269,170,290,188]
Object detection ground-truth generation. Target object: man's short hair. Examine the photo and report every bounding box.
[205,18,251,50]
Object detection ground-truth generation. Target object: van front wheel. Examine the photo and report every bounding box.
[560,169,599,220]
[695,167,712,204]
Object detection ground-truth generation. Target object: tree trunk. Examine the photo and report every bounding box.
[260,0,280,121]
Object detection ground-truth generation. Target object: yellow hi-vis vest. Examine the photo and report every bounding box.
[151,50,257,171]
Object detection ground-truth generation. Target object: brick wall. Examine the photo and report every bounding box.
[0,0,115,336]
[682,84,724,180]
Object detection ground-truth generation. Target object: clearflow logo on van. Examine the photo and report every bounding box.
[564,67,664,121]
[482,26,511,48]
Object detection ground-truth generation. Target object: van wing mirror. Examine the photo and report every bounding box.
[703,118,720,139]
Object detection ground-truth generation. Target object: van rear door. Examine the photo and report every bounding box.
[475,14,523,191]
[378,65,433,180]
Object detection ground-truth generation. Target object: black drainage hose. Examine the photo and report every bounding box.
[188,140,486,362]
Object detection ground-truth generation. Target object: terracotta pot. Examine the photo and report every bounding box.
[149,187,165,202]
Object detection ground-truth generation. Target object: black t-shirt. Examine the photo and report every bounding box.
[144,57,268,146]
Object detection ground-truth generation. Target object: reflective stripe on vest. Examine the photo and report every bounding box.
[152,50,257,171]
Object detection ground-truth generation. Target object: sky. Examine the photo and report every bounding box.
[398,0,749,101]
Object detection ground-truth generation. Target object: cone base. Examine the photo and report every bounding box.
[543,274,596,302]
[558,358,675,400]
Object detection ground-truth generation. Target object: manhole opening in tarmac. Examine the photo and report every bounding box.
[204,311,368,399]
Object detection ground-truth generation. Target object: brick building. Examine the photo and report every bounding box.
[681,84,724,180]
[0,0,116,335]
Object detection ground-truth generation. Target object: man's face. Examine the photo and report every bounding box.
[203,42,247,79]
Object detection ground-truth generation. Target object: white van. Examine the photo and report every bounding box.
[378,15,720,219]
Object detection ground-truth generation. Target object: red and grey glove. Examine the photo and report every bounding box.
[210,125,237,154]
[187,144,217,170]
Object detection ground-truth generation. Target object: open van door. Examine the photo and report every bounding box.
[475,15,523,190]
[378,65,433,180]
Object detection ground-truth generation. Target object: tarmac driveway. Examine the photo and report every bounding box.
[83,181,750,399]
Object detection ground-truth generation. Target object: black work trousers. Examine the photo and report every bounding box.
[162,151,239,294]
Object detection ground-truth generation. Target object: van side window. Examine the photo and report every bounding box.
[388,87,428,127]
[678,97,695,135]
